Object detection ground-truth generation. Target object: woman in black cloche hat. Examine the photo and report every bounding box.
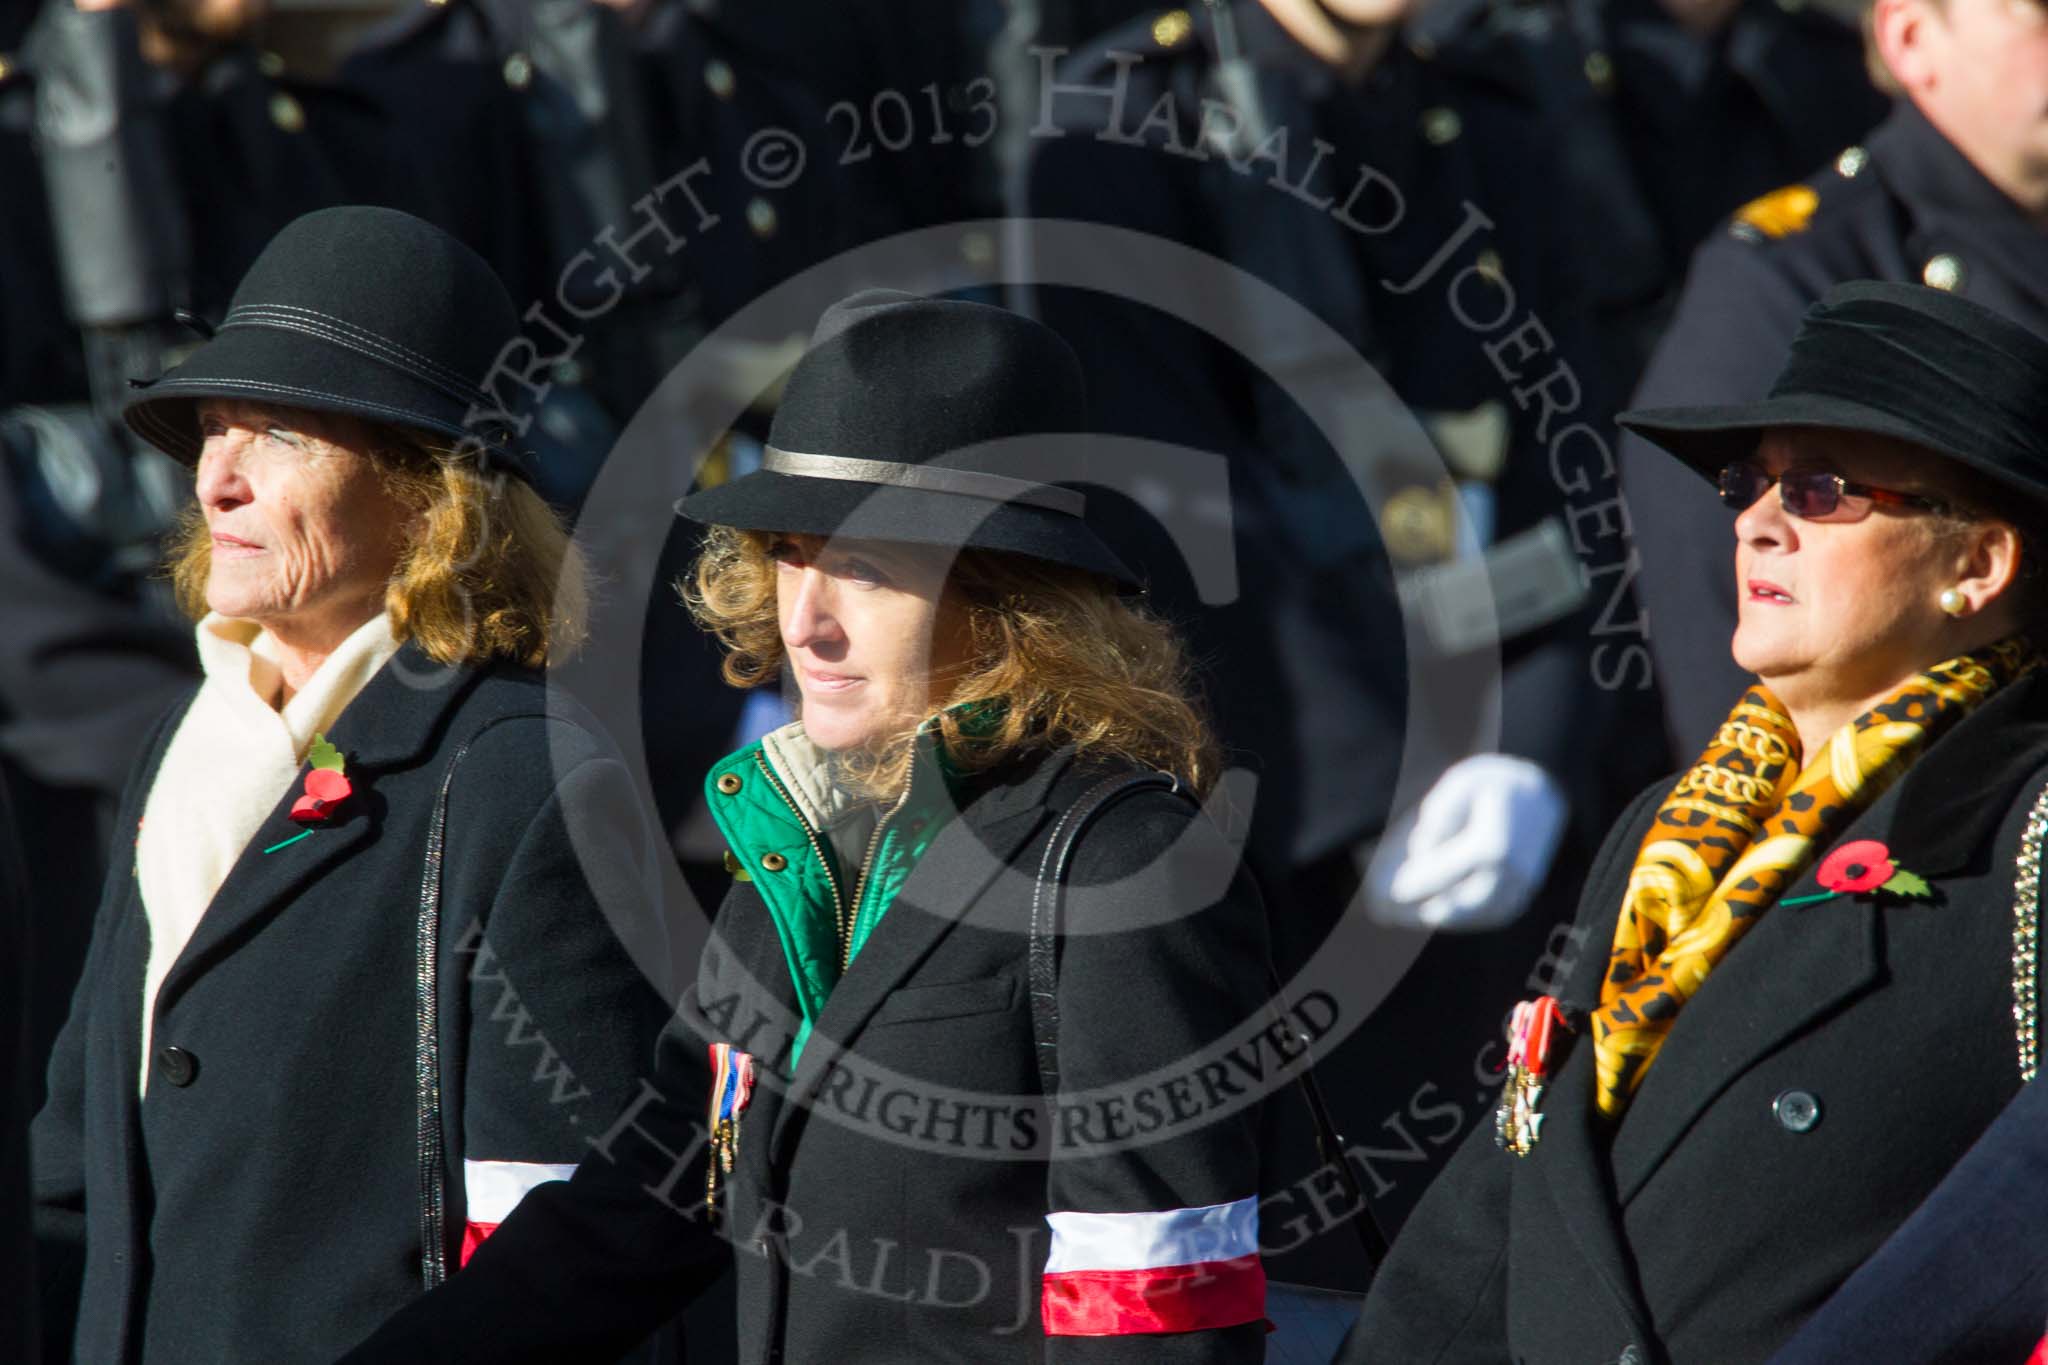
[32,206,672,1364]
[1350,281,2048,1364]
[340,291,1277,1362]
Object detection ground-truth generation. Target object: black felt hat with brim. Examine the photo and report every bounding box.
[1620,281,2048,508]
[676,290,1136,586]
[122,205,531,482]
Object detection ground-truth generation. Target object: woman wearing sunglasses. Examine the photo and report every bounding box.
[1348,280,2048,1365]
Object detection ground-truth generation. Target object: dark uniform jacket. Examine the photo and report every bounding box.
[1620,100,2048,760]
[0,54,83,411]
[1543,0,1889,387]
[1029,3,1646,873]
[0,771,35,1365]
[33,643,672,1364]
[1345,666,2048,1365]
[338,742,1274,1364]
[1594,0,1888,294]
[1026,1,1673,1249]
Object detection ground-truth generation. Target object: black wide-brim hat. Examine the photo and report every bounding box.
[676,289,1136,586]
[123,205,531,481]
[1619,280,2048,506]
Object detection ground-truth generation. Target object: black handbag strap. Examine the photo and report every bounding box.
[1028,773,1171,1098]
[1026,771,1387,1274]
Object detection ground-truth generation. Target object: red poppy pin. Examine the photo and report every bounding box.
[1782,839,1933,907]
[291,734,352,823]
[264,735,353,854]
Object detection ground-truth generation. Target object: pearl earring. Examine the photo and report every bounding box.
[1939,587,1968,617]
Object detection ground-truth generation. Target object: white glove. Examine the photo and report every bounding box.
[1364,754,1567,931]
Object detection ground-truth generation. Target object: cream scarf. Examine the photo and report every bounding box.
[135,611,402,1093]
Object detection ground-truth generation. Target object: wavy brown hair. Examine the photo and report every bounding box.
[169,423,588,668]
[684,525,1219,796]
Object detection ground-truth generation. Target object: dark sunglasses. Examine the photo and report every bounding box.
[1716,462,1946,523]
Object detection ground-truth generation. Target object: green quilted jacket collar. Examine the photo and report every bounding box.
[705,718,959,1062]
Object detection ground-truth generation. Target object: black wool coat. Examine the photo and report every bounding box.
[339,746,1276,1365]
[1346,668,2048,1365]
[1764,1071,2048,1365]
[33,641,672,1364]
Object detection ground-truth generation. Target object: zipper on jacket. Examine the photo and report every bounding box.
[752,751,848,938]
[844,773,917,971]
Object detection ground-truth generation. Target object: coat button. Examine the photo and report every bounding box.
[1923,253,1966,292]
[1773,1089,1821,1133]
[716,773,743,795]
[156,1046,198,1088]
[760,852,788,872]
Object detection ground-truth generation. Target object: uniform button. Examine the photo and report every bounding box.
[1152,10,1194,48]
[1923,253,1965,292]
[716,772,743,795]
[0,53,14,83]
[503,52,535,91]
[1583,51,1615,93]
[746,198,779,239]
[1835,145,1868,178]
[258,50,287,78]
[1420,107,1462,147]
[268,92,305,134]
[1773,1089,1821,1133]
[760,852,789,872]
[157,1046,198,1088]
[704,59,736,100]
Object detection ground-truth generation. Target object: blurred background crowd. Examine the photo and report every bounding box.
[3,0,2041,1343]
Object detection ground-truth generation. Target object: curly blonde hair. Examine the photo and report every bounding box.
[169,423,588,668]
[684,525,1219,796]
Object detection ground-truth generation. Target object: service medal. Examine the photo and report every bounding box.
[1495,996,1566,1158]
[705,1042,757,1221]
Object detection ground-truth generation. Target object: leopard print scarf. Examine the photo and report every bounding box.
[1592,636,2039,1119]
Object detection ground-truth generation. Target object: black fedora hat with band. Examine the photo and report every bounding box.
[1619,281,2048,505]
[675,290,1136,586]
[122,205,531,482]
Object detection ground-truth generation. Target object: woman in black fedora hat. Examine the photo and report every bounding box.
[31,205,672,1364]
[338,290,1277,1362]
[1348,280,2048,1364]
